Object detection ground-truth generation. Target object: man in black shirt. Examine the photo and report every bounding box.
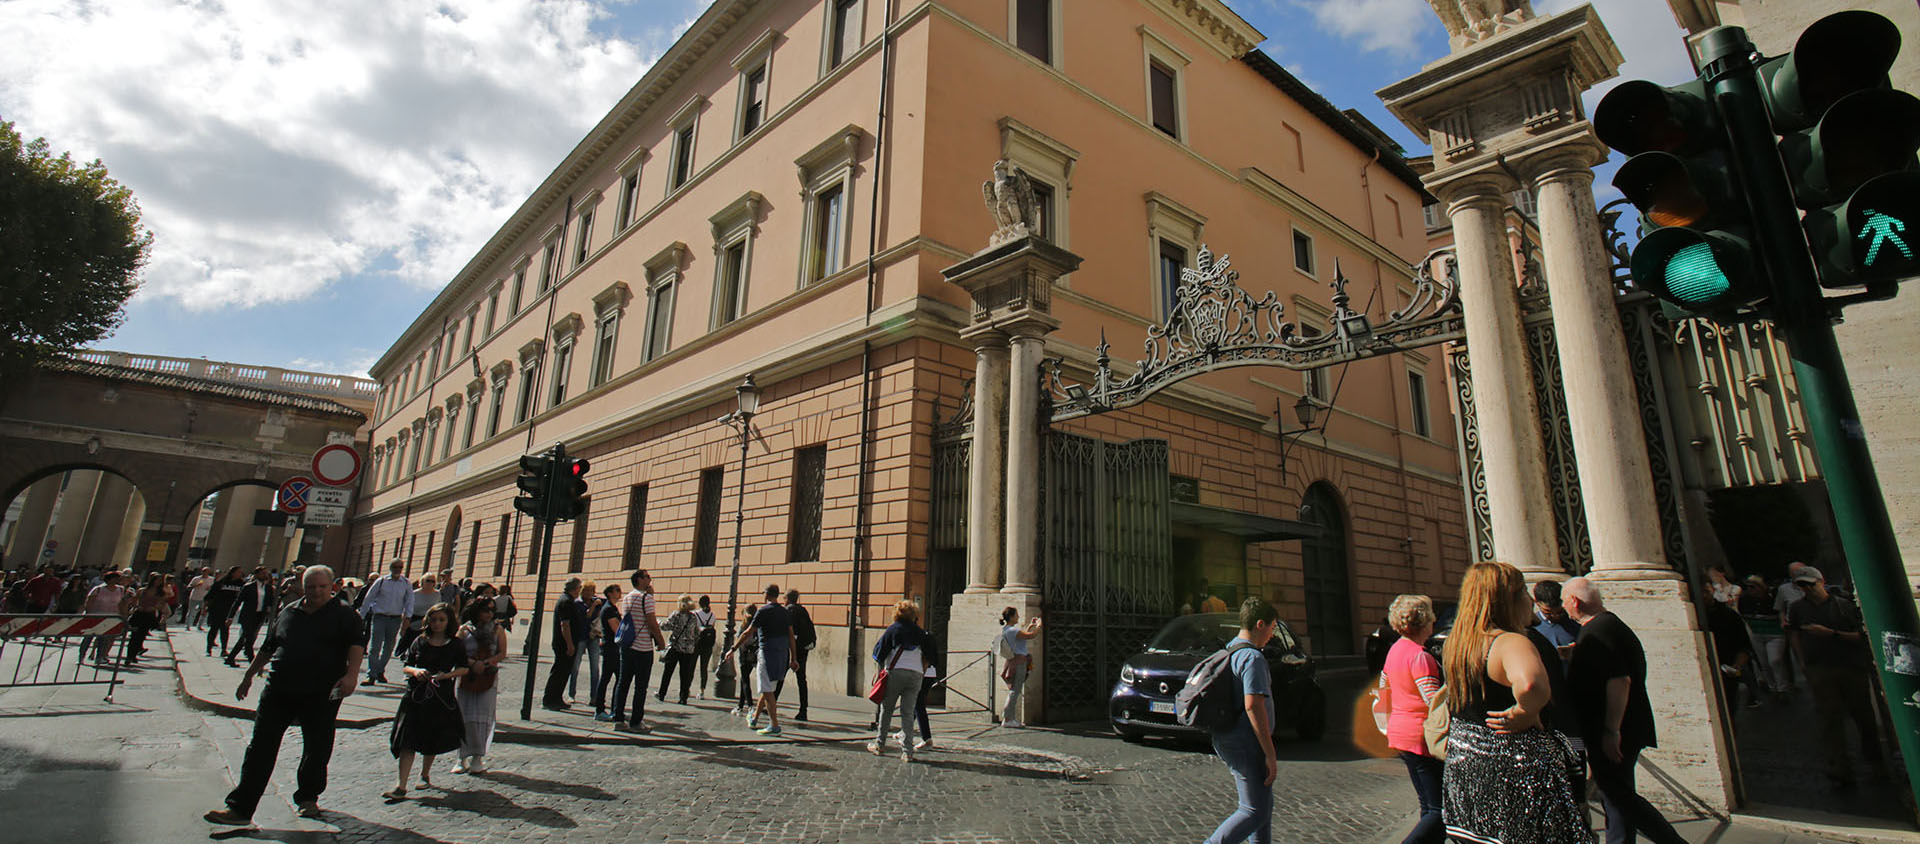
[778,589,817,720]
[542,578,585,710]
[1785,566,1888,784]
[205,565,366,825]
[224,568,276,667]
[1563,577,1685,844]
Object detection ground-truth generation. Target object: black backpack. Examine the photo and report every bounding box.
[1176,640,1260,732]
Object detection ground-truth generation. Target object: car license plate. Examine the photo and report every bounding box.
[1149,700,1176,715]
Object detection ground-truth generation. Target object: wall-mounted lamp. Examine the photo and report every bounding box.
[1278,394,1324,481]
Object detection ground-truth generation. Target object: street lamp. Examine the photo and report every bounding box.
[713,373,760,702]
[1278,393,1321,481]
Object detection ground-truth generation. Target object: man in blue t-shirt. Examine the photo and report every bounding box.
[1207,597,1279,844]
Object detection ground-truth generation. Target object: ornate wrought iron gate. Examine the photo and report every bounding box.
[926,438,970,706]
[1041,433,1173,723]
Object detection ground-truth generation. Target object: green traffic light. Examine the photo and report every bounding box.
[1664,242,1734,303]
[1857,209,1912,267]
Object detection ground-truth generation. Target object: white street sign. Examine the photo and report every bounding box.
[308,487,352,508]
[304,505,346,527]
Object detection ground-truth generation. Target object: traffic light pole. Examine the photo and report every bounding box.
[516,444,565,722]
[1703,26,1920,809]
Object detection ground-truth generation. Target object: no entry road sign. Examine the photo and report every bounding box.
[312,443,362,487]
[276,476,315,513]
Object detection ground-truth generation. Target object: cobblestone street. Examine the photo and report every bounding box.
[0,631,1415,843]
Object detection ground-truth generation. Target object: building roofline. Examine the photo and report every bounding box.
[1239,49,1434,203]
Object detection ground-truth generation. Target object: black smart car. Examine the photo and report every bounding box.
[1108,612,1327,742]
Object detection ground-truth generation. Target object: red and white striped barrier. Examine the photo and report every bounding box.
[0,614,127,639]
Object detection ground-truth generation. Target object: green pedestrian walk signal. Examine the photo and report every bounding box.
[1762,10,1920,288]
[1596,80,1765,319]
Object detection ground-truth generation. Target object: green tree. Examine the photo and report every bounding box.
[0,120,151,383]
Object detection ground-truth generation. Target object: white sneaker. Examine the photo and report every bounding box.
[1002,719,1024,728]
[866,740,884,756]
[451,759,468,774]
[914,738,932,750]
[900,748,914,763]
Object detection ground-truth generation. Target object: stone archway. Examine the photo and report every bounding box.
[2,466,150,571]
[1299,482,1355,657]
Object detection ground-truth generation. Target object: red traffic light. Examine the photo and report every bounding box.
[569,458,591,478]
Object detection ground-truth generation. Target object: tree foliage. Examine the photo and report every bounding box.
[0,120,151,382]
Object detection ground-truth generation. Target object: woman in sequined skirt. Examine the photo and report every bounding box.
[1440,562,1588,844]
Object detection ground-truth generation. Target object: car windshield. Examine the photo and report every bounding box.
[1434,601,1458,632]
[1143,613,1244,654]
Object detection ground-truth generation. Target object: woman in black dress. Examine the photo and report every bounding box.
[386,602,467,800]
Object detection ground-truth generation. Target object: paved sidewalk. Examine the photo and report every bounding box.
[173,626,1004,747]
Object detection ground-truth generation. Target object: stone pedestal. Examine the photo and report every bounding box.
[1597,580,1737,814]
[943,227,1082,725]
[946,591,1044,725]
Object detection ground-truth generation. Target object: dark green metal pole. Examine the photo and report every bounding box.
[1702,26,1920,811]
[518,443,564,722]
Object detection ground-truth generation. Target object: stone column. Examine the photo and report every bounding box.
[1529,152,1673,580]
[46,470,103,569]
[75,473,134,567]
[964,330,1009,593]
[1448,188,1562,576]
[110,493,148,570]
[3,475,62,568]
[1003,328,1053,595]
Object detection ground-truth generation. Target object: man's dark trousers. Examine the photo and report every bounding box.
[543,644,572,705]
[1589,749,1687,844]
[778,648,809,714]
[226,611,263,662]
[612,648,654,725]
[225,687,344,818]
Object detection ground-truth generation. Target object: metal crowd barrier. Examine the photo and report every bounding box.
[0,614,128,702]
[929,648,998,722]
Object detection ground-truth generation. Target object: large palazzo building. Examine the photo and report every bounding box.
[352,0,1464,714]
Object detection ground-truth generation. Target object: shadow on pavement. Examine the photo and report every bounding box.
[470,768,615,800]
[412,786,579,828]
[691,745,836,773]
[208,810,459,843]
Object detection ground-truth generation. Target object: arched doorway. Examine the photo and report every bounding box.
[2,467,149,571]
[1300,482,1354,656]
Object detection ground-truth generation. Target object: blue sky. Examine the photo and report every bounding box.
[0,0,1694,377]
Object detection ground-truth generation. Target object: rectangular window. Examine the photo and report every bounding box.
[1408,370,1431,438]
[428,342,442,380]
[466,519,480,579]
[487,377,507,437]
[423,425,439,469]
[671,125,696,190]
[788,445,826,562]
[1158,238,1186,318]
[1031,182,1054,242]
[574,209,594,267]
[740,65,767,137]
[693,467,724,567]
[486,288,501,334]
[1305,366,1328,402]
[462,398,479,449]
[806,183,844,283]
[539,242,560,292]
[525,520,544,575]
[493,515,509,577]
[1293,229,1316,275]
[1149,60,1179,138]
[566,498,589,573]
[1015,0,1051,63]
[407,535,417,573]
[646,277,675,361]
[829,0,859,69]
[549,340,573,408]
[422,531,435,576]
[511,267,527,313]
[716,241,747,326]
[621,484,648,570]
[592,312,618,387]
[516,360,541,424]
[617,171,641,230]
[462,313,476,356]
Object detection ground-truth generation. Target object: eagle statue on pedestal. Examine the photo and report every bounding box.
[982,159,1039,247]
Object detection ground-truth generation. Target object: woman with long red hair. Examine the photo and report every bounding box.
[1439,561,1587,843]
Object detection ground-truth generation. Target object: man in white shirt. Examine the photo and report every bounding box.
[184,567,215,629]
[358,561,414,685]
[1770,561,1809,693]
[80,572,131,663]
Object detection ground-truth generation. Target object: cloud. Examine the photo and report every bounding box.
[1291,0,1439,56]
[0,0,688,311]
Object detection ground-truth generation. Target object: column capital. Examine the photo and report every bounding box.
[959,325,1011,350]
[995,313,1061,341]
[1517,140,1606,190]
[1436,177,1521,216]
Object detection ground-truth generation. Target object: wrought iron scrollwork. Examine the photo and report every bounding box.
[1047,244,1466,422]
[1600,198,1635,288]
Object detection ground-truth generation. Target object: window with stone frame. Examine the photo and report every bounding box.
[1144,191,1204,321]
[1012,0,1058,65]
[1292,227,1317,277]
[621,484,648,570]
[825,0,862,71]
[493,514,510,577]
[548,335,574,409]
[1157,238,1187,320]
[486,283,502,334]
[1408,367,1431,438]
[1141,28,1189,142]
[510,264,529,313]
[787,445,826,562]
[573,201,597,268]
[693,467,723,567]
[565,497,590,573]
[590,281,630,388]
[487,367,509,438]
[515,343,544,424]
[997,119,1074,250]
[666,96,704,193]
[462,383,483,449]
[614,147,647,231]
[643,243,685,362]
[795,127,861,286]
[708,191,763,328]
[538,234,562,293]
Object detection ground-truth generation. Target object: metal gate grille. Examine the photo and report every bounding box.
[1042,433,1171,723]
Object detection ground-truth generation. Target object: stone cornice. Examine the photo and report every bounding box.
[1138,0,1265,59]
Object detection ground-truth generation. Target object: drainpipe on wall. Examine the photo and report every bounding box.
[848,0,898,694]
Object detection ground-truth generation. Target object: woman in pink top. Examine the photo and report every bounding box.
[1377,594,1444,844]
